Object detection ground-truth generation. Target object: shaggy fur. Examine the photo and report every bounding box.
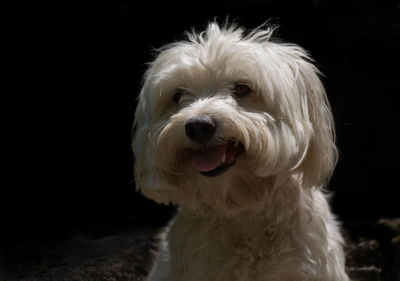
[133,22,349,281]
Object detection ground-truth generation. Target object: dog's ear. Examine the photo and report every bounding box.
[261,42,338,188]
[132,84,173,204]
[290,50,338,189]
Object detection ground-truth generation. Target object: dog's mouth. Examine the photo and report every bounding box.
[190,140,244,177]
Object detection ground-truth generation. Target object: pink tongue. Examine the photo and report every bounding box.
[191,144,227,172]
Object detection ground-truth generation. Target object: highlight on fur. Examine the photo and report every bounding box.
[133,21,348,281]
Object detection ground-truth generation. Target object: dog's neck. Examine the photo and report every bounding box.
[179,174,305,227]
[167,176,339,281]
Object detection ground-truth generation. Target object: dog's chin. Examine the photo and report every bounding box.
[188,140,245,177]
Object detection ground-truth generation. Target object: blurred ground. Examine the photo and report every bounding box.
[1,218,399,281]
[0,227,158,281]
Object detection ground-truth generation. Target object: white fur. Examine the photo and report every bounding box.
[133,22,349,281]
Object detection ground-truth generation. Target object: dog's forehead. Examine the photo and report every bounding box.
[152,42,262,91]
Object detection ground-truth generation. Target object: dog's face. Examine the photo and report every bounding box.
[133,23,337,214]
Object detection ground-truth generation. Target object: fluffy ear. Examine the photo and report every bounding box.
[132,84,173,204]
[261,41,338,188]
[292,51,338,189]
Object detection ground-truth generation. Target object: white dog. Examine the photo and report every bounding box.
[133,22,349,281]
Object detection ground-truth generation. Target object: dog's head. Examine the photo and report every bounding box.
[133,23,337,214]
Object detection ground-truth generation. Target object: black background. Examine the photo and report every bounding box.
[4,0,400,241]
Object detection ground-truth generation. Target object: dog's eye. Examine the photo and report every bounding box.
[173,91,183,104]
[233,84,251,97]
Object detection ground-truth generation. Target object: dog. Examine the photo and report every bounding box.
[133,22,349,281]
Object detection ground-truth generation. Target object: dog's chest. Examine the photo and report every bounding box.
[168,212,292,281]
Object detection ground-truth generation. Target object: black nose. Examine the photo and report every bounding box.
[185,116,216,143]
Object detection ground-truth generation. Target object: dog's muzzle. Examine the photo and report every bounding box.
[185,116,244,177]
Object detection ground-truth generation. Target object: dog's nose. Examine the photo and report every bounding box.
[185,116,216,143]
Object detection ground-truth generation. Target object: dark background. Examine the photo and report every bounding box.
[4,0,400,241]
